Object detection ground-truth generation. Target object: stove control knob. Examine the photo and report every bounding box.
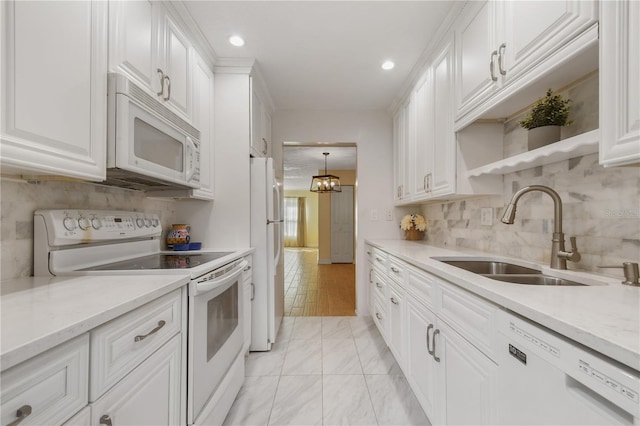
[136,218,144,228]
[63,217,77,231]
[152,218,159,227]
[78,217,91,230]
[144,218,152,227]
[91,218,102,230]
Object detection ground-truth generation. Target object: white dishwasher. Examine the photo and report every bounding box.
[495,309,639,425]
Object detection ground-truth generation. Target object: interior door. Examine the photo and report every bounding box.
[330,186,354,263]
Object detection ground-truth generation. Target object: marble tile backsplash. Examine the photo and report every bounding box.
[0,179,177,280]
[423,73,640,278]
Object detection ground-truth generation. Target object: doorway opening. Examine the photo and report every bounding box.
[282,143,357,316]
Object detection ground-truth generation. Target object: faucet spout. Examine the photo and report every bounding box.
[501,185,579,270]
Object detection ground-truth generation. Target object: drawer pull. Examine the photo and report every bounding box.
[243,265,252,272]
[367,251,372,255]
[100,414,113,426]
[390,297,399,305]
[426,324,434,356]
[376,282,383,289]
[391,267,400,273]
[376,257,383,263]
[432,329,441,362]
[375,312,382,320]
[7,405,32,426]
[134,320,166,342]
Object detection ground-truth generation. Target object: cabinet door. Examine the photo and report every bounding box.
[387,282,405,368]
[262,108,272,158]
[191,53,215,200]
[161,12,192,120]
[243,258,253,353]
[599,0,640,167]
[392,108,405,202]
[502,0,598,82]
[251,87,266,157]
[401,97,415,199]
[455,0,498,119]
[90,334,182,426]
[429,39,456,198]
[412,70,432,199]
[405,298,438,422]
[437,321,497,425]
[1,0,107,181]
[108,0,159,94]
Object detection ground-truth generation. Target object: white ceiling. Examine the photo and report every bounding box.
[183,1,458,190]
[183,1,458,111]
[283,146,356,190]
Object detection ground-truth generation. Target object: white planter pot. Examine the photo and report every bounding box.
[527,125,561,150]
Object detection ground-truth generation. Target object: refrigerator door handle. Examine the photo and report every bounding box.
[267,219,284,224]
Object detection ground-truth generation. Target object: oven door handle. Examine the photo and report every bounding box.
[193,260,248,296]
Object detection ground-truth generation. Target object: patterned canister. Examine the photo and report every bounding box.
[166,224,190,248]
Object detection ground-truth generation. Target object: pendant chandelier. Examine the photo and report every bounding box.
[310,152,341,193]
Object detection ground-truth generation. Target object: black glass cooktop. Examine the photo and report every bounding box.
[80,252,233,271]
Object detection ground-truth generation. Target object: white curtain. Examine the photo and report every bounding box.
[284,197,306,247]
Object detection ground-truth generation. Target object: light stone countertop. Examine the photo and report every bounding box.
[0,274,190,371]
[366,239,640,371]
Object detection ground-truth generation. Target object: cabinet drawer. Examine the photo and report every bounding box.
[371,270,387,305]
[437,282,497,359]
[370,247,388,271]
[387,255,406,285]
[406,265,437,310]
[1,334,89,426]
[372,295,387,340]
[90,289,182,401]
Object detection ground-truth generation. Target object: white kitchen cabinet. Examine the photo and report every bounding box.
[387,280,405,367]
[0,335,89,426]
[392,97,415,203]
[599,0,640,167]
[412,69,431,200]
[0,0,107,181]
[243,256,253,354]
[250,79,272,158]
[392,107,405,202]
[90,334,183,426]
[437,320,497,425]
[455,0,598,123]
[190,52,215,200]
[108,0,192,121]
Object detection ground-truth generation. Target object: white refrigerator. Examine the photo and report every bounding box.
[250,157,284,351]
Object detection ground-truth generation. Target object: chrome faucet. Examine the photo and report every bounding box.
[501,185,581,270]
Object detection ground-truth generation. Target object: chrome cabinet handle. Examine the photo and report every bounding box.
[157,68,165,96]
[489,50,498,82]
[376,257,383,263]
[390,297,399,305]
[366,251,372,255]
[375,282,383,289]
[375,312,382,320]
[426,324,434,356]
[390,266,400,273]
[498,43,507,75]
[432,329,441,362]
[163,75,171,101]
[243,265,252,272]
[100,414,113,426]
[7,405,32,426]
[369,269,373,283]
[134,320,166,342]
[262,137,268,155]
[251,283,255,301]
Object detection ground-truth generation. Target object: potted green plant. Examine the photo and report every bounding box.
[518,89,573,150]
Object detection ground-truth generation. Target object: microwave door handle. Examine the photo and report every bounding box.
[193,261,248,296]
[185,137,198,183]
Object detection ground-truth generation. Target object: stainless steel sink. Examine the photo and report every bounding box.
[435,258,588,286]
[439,260,541,275]
[486,274,586,286]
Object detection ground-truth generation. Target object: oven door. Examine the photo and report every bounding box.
[188,260,246,423]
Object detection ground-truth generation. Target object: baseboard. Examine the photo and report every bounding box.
[318,258,331,265]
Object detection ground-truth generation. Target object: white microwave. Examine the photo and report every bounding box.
[106,73,201,191]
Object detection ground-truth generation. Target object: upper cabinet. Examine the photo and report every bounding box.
[190,52,215,200]
[0,0,108,181]
[109,0,192,122]
[250,76,273,158]
[455,0,598,127]
[599,0,640,167]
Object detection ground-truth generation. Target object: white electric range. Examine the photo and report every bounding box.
[33,209,250,426]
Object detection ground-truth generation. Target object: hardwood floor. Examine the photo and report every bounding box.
[284,248,356,316]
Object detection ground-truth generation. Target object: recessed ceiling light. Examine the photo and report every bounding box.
[229,35,245,47]
[381,60,395,70]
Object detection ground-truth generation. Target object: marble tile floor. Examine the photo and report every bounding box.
[284,248,356,317]
[224,316,430,426]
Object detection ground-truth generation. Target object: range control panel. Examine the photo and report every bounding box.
[35,209,162,246]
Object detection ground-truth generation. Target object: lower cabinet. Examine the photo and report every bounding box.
[243,256,253,354]
[371,248,498,425]
[90,334,182,426]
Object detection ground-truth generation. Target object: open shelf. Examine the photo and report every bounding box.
[466,129,599,177]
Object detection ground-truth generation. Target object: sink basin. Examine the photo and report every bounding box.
[439,260,540,275]
[487,274,586,286]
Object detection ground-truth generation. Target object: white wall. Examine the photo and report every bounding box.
[272,110,398,316]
